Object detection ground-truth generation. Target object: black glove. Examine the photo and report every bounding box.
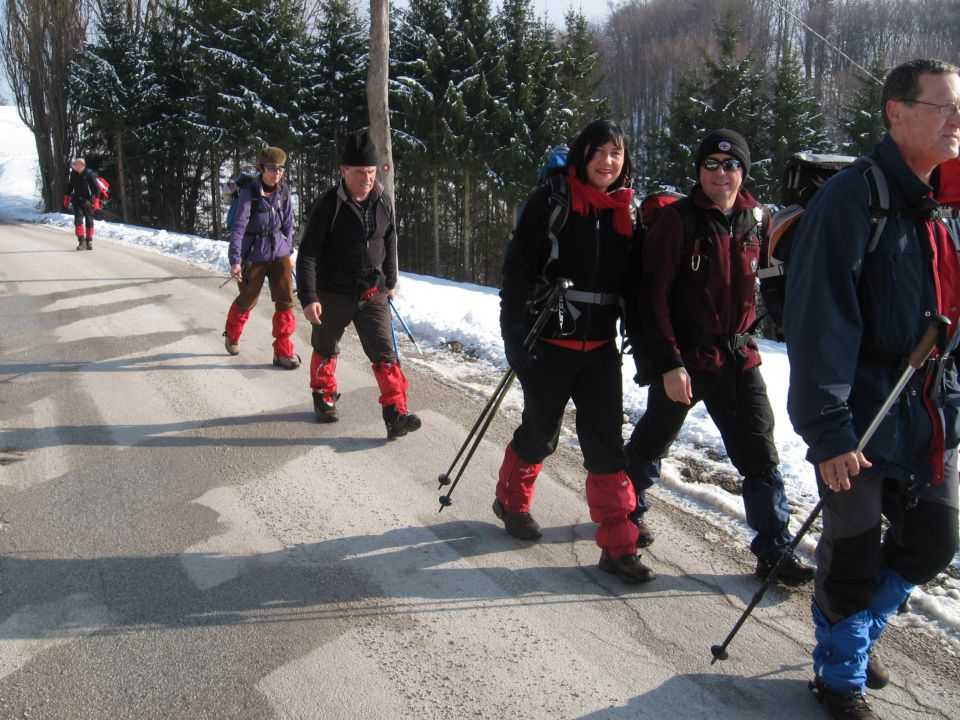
[502,323,535,372]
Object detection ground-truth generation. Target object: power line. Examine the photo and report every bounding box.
[765,0,884,85]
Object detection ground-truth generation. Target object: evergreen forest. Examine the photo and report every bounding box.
[3,0,958,287]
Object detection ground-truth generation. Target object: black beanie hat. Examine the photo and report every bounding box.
[340,131,379,167]
[695,129,751,176]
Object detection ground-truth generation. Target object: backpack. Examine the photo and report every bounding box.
[94,175,110,202]
[756,153,893,341]
[223,172,291,236]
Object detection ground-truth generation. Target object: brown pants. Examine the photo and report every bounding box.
[234,256,295,312]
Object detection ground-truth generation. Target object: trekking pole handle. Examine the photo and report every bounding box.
[524,278,573,351]
[907,315,950,369]
[857,314,950,453]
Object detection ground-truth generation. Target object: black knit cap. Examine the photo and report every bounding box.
[695,129,751,176]
[340,131,379,167]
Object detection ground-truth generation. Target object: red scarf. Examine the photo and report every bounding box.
[567,168,634,238]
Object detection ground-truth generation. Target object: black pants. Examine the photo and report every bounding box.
[628,362,779,474]
[72,199,94,230]
[309,289,395,363]
[814,462,960,622]
[512,341,626,473]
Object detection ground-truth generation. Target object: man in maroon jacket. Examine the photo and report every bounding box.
[624,129,814,585]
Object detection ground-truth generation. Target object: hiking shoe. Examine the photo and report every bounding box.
[866,651,889,690]
[598,550,656,584]
[630,518,655,548]
[273,353,301,370]
[383,404,421,439]
[491,499,542,540]
[313,392,339,423]
[810,678,879,719]
[223,333,240,356]
[755,552,815,585]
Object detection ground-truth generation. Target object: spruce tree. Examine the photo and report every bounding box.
[840,59,887,157]
[766,44,832,200]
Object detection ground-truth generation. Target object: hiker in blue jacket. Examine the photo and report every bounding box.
[223,146,300,370]
[785,58,960,720]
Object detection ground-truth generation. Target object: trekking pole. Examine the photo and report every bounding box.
[389,306,401,359]
[710,315,950,664]
[389,298,423,355]
[219,276,234,288]
[437,278,573,512]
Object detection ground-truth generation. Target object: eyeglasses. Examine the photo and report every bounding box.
[899,99,960,118]
[701,157,743,172]
[263,164,285,172]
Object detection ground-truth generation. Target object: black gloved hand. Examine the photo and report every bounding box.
[502,323,535,372]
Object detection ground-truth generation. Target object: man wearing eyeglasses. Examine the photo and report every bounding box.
[624,128,815,584]
[786,60,960,719]
[223,146,300,369]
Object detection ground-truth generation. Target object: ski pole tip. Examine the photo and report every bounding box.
[710,645,728,663]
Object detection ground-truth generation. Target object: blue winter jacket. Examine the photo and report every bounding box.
[227,175,294,266]
[785,134,960,486]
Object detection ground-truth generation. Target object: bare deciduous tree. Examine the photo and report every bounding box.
[1,0,88,211]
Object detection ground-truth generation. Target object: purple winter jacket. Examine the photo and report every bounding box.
[227,175,294,266]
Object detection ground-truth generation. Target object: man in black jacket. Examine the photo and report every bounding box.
[295,132,420,439]
[63,158,102,250]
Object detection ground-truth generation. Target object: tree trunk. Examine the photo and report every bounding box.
[432,173,440,276]
[367,0,394,201]
[115,129,129,222]
[462,167,472,281]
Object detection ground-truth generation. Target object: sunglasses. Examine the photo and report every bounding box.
[701,158,743,172]
[263,164,285,172]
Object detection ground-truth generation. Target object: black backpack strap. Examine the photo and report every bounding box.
[853,157,890,253]
[672,197,704,271]
[541,173,570,283]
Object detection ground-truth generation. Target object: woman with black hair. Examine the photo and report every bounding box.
[492,119,654,584]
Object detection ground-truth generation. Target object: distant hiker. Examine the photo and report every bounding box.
[786,59,960,720]
[295,131,421,439]
[494,119,654,584]
[63,157,101,250]
[623,129,815,585]
[222,146,300,370]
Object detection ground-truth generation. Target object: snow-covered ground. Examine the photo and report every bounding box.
[2,106,957,653]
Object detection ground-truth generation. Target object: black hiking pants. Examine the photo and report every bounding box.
[512,340,626,473]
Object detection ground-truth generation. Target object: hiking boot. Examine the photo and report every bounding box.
[598,550,656,584]
[491,499,542,540]
[76,239,84,250]
[755,552,815,585]
[313,392,339,423]
[630,517,655,548]
[273,353,301,370]
[866,651,889,690]
[810,678,879,719]
[223,333,240,356]
[85,241,93,250]
[383,404,421,439]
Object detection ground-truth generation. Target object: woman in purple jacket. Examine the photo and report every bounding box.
[223,146,300,369]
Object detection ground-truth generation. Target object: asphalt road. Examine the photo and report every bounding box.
[1,223,957,719]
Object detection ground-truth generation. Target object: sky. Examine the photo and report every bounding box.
[1,105,957,655]
[392,0,611,28]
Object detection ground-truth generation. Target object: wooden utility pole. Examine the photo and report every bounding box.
[367,0,394,200]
